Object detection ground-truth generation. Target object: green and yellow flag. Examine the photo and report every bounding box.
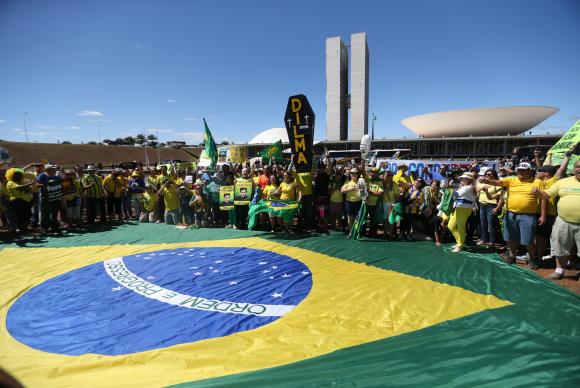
[547,120,580,173]
[259,140,284,164]
[248,199,298,229]
[203,118,218,170]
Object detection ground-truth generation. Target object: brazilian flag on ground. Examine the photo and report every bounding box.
[248,199,298,230]
[1,224,579,387]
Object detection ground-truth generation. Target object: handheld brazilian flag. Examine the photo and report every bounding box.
[248,199,299,230]
[259,140,284,164]
[203,118,218,170]
[350,202,367,240]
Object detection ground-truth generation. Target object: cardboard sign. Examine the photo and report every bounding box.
[284,94,315,173]
[234,180,252,205]
[219,185,235,210]
[228,146,248,164]
[547,120,580,174]
[376,159,500,178]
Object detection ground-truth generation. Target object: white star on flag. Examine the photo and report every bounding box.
[111,286,122,292]
[194,272,202,276]
[229,281,238,285]
[209,266,214,270]
[212,269,219,273]
[269,276,274,280]
[272,265,278,269]
[215,260,223,264]
[271,292,283,298]
[281,273,291,278]
[263,269,271,273]
[190,266,199,269]
[258,261,267,265]
[302,271,309,275]
[147,276,154,280]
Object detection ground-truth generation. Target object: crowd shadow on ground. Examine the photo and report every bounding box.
[0,221,133,247]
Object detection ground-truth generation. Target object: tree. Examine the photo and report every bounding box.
[147,134,158,142]
[103,138,115,145]
[62,140,72,144]
[147,141,158,147]
[135,133,147,146]
[88,141,97,145]
[114,137,126,145]
[124,136,136,146]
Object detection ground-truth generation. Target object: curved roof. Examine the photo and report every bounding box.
[249,127,289,144]
[401,106,559,138]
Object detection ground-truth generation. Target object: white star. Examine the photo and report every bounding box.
[177,253,183,256]
[209,266,214,270]
[143,257,152,260]
[281,273,291,278]
[200,252,206,255]
[150,253,156,256]
[229,281,238,285]
[190,266,199,270]
[263,269,271,274]
[212,269,219,273]
[271,292,283,298]
[111,286,122,291]
[269,276,274,280]
[272,265,278,269]
[147,276,154,280]
[215,260,223,264]
[258,261,267,265]
[136,254,141,257]
[302,271,310,275]
[194,272,202,276]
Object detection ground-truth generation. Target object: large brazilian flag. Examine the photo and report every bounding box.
[0,224,578,387]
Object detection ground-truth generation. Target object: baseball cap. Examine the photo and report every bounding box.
[516,162,532,170]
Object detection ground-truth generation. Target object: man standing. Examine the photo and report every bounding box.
[82,165,107,224]
[36,164,63,233]
[536,160,580,279]
[481,162,546,268]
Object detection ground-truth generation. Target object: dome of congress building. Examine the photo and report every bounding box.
[249,127,289,144]
[401,106,559,138]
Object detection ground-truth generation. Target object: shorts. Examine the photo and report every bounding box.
[315,196,329,219]
[329,201,343,216]
[503,211,536,246]
[550,216,580,257]
[345,200,362,217]
[536,214,556,239]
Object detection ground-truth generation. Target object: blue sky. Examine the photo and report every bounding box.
[0,0,579,144]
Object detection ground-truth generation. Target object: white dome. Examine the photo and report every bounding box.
[401,106,559,138]
[249,128,289,144]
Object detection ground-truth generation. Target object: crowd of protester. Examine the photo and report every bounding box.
[1,143,578,280]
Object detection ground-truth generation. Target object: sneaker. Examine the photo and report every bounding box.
[547,271,564,280]
[452,246,462,253]
[224,225,232,229]
[232,225,238,230]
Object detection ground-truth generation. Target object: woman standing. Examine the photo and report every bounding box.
[476,169,502,246]
[381,170,399,239]
[401,179,425,240]
[341,167,363,237]
[6,168,35,233]
[422,180,442,245]
[448,173,477,252]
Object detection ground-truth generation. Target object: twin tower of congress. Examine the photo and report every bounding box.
[326,32,369,142]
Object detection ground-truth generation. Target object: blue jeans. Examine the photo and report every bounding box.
[479,203,496,244]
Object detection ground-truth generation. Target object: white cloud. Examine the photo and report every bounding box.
[166,99,176,103]
[144,128,174,134]
[0,119,6,123]
[185,117,199,121]
[173,131,204,143]
[77,110,104,117]
[65,126,81,130]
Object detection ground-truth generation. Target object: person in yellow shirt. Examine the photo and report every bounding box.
[329,168,346,232]
[481,162,546,267]
[476,168,502,246]
[341,167,362,236]
[366,168,384,237]
[272,172,299,233]
[6,168,35,232]
[292,169,313,231]
[382,170,400,239]
[62,170,82,226]
[158,180,180,224]
[102,170,124,221]
[393,164,413,194]
[262,175,280,232]
[537,159,580,280]
[140,185,158,223]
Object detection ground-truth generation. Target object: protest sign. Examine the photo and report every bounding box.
[228,146,248,164]
[284,94,314,173]
[234,180,252,205]
[547,120,580,173]
[219,185,234,210]
[376,159,499,178]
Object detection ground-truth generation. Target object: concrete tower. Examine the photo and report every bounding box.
[325,36,348,141]
[350,32,369,141]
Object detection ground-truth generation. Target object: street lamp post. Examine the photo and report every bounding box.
[23,112,29,142]
[371,113,377,140]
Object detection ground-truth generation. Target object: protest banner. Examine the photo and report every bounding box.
[284,94,315,173]
[546,120,580,173]
[376,159,499,177]
[219,185,234,210]
[234,180,252,205]
[228,145,248,164]
[218,147,228,163]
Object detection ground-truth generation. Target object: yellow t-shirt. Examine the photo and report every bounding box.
[6,181,33,202]
[545,176,580,223]
[366,179,384,206]
[163,187,179,211]
[156,174,172,187]
[542,176,558,216]
[292,172,313,196]
[103,175,123,198]
[342,181,361,202]
[476,183,500,205]
[142,192,158,212]
[382,182,400,204]
[264,184,280,199]
[393,172,413,191]
[279,182,297,201]
[501,176,543,214]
